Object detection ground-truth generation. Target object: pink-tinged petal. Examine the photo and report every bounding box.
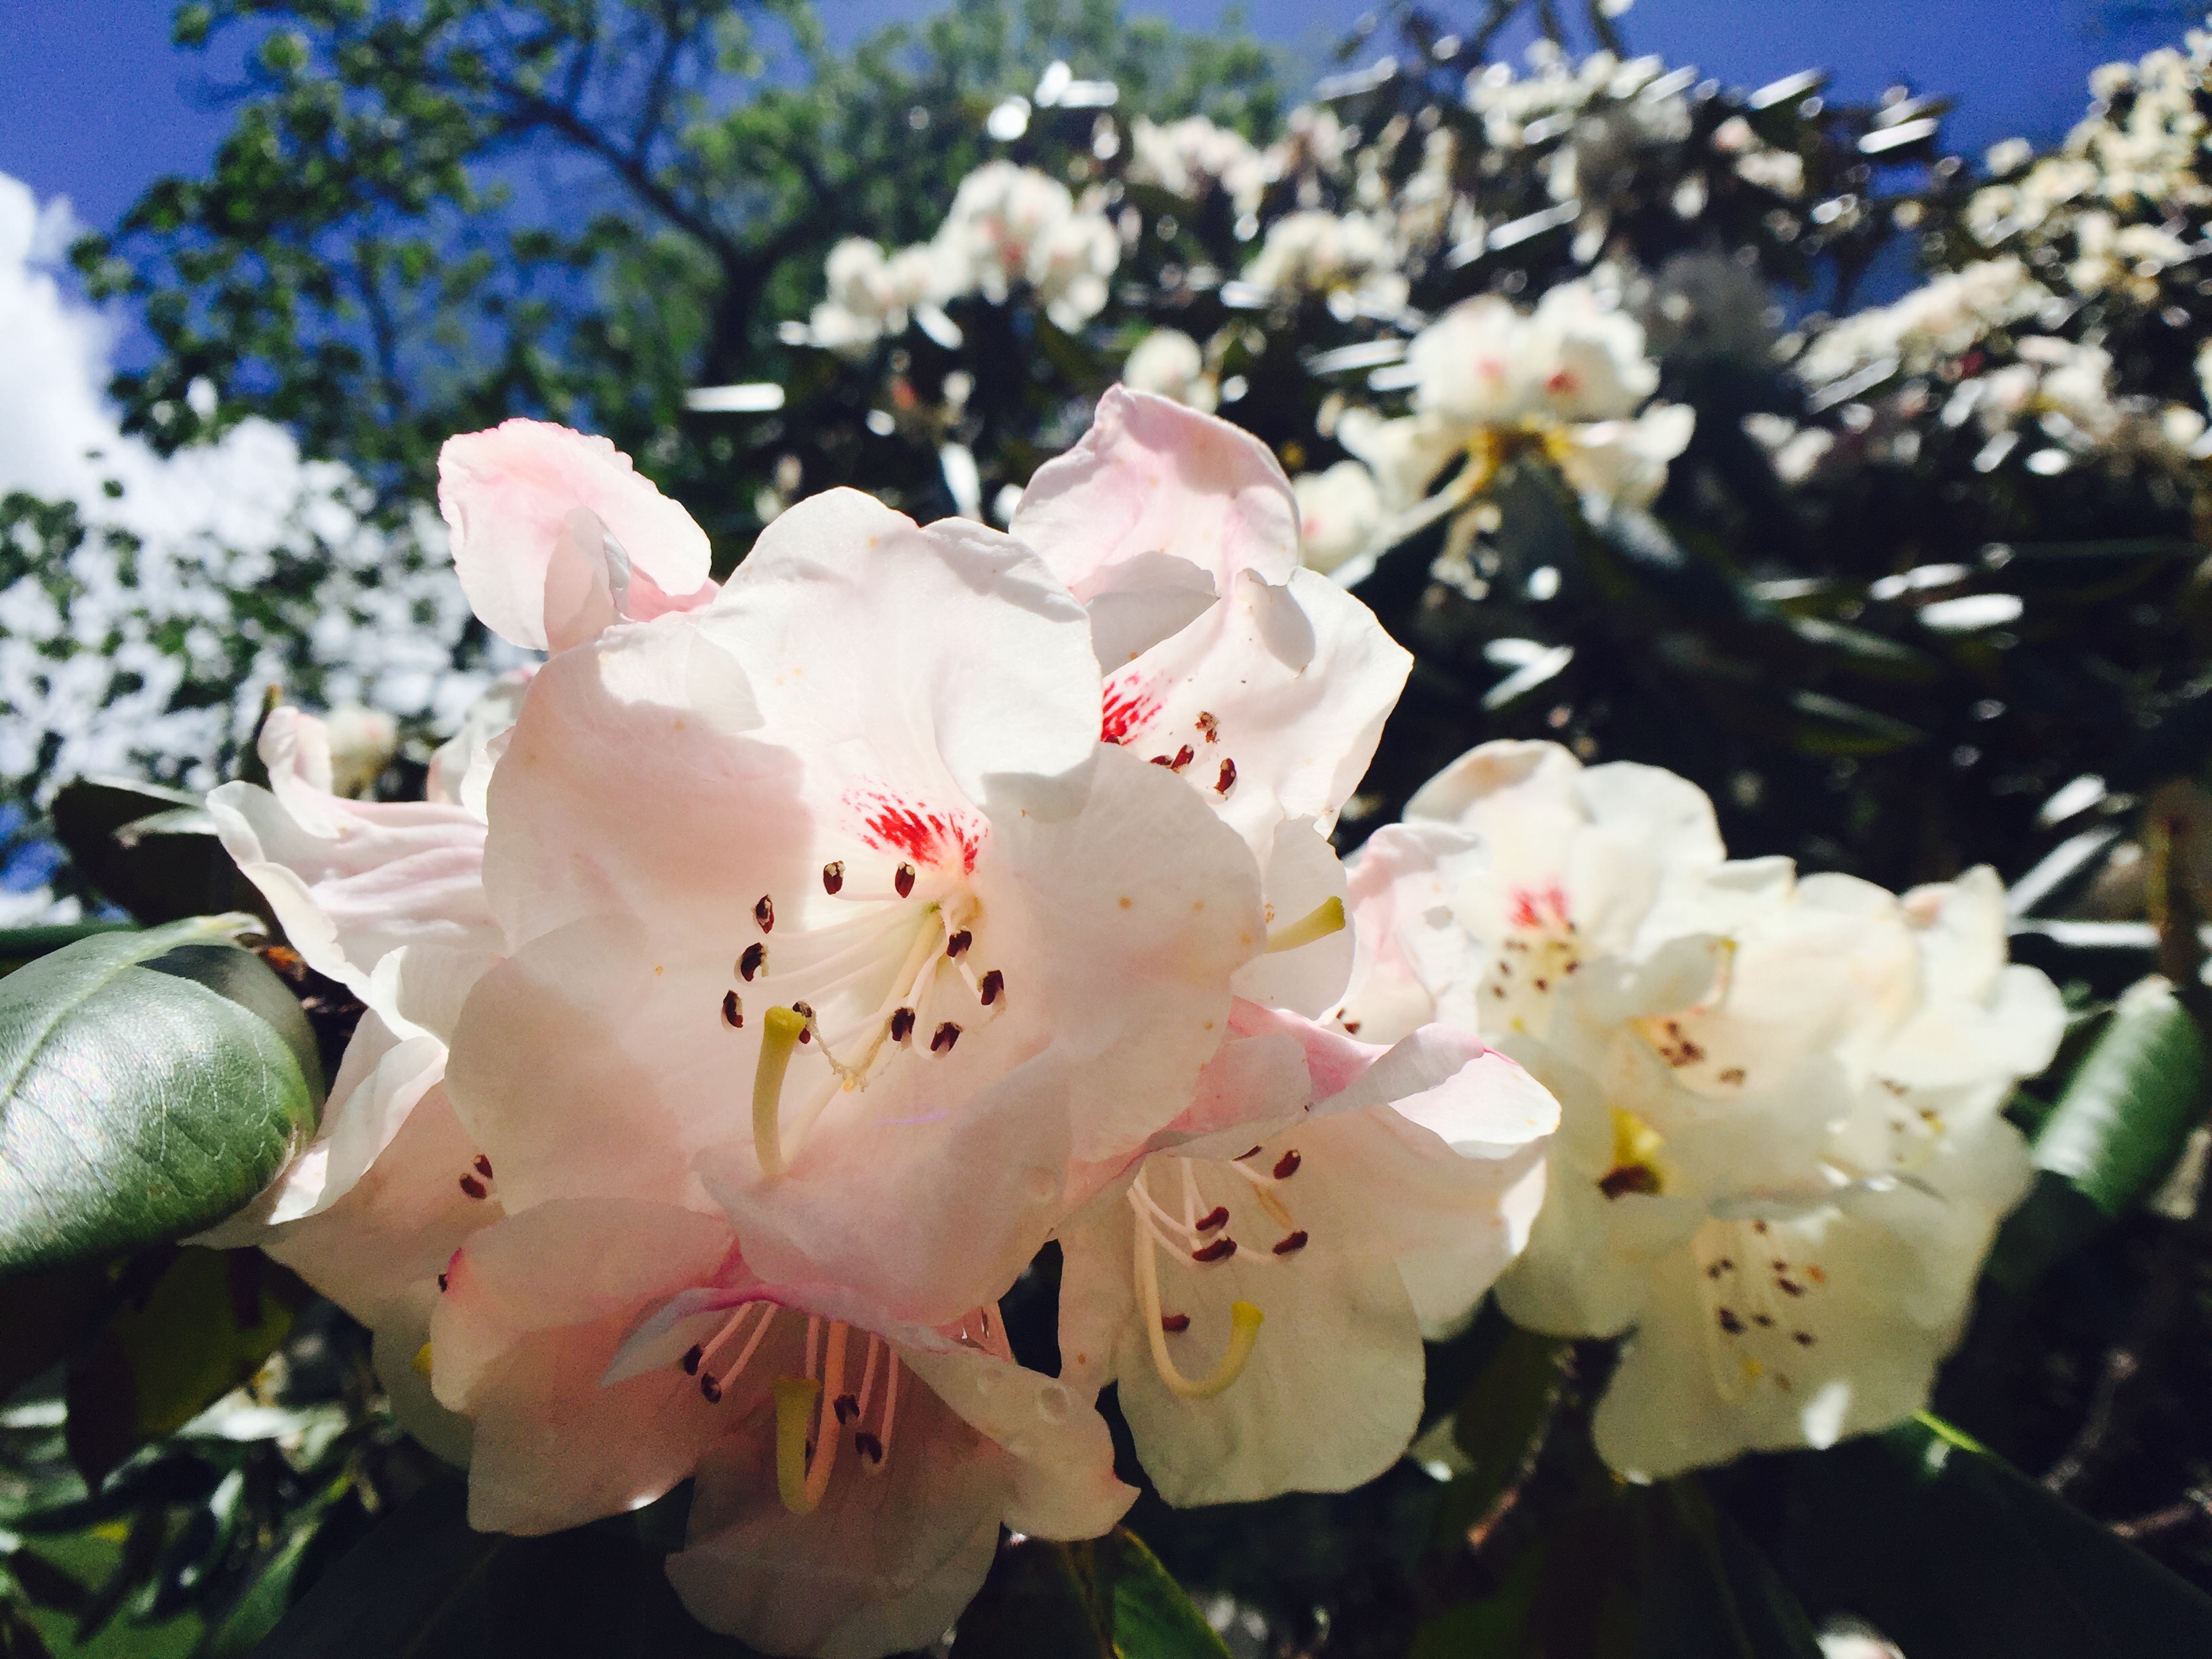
[1339,821,1486,1044]
[370,1292,474,1467]
[210,708,499,1038]
[1230,819,1354,1018]
[1095,567,1410,855]
[668,1401,1010,1659]
[1012,386,1300,602]
[694,747,1264,1323]
[262,1077,494,1332]
[430,1200,737,1534]
[437,419,715,652]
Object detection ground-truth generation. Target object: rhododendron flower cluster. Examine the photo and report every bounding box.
[1345,742,2064,1481]
[1307,278,1692,580]
[209,392,1559,1656]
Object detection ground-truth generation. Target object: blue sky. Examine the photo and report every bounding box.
[0,0,2176,234]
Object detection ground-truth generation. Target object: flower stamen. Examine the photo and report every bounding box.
[752,1006,809,1178]
[1264,895,1346,954]
[1131,1215,1264,1401]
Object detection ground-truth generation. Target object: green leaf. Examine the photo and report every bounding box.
[253,1481,764,1658]
[0,928,137,979]
[47,779,266,928]
[1786,1414,2212,1658]
[1100,1528,1231,1659]
[950,1535,1111,1659]
[2030,975,2208,1217]
[1439,1322,1565,1538]
[200,1473,350,1659]
[0,916,319,1273]
[64,1248,308,1487]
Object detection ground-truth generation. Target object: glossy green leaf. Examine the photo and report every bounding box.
[0,916,319,1273]
[1101,1528,1231,1659]
[200,1473,350,1659]
[1788,1415,2212,1658]
[1443,1323,1565,1534]
[2030,975,2208,1218]
[64,1249,308,1487]
[47,779,266,928]
[0,928,136,980]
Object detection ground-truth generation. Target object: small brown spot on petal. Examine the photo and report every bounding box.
[1195,712,1219,742]
[459,1174,488,1200]
[1215,758,1237,794]
[474,1154,493,1179]
[739,943,766,981]
[1273,1149,1302,1180]
[754,895,775,933]
[722,990,744,1028]
[1160,1313,1190,1333]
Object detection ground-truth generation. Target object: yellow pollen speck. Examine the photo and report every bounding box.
[412,1343,434,1378]
[1192,900,1204,912]
[673,718,686,731]
[1742,1358,1764,1380]
[655,965,664,975]
[1119,897,1132,909]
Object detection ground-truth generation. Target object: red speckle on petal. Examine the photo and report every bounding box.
[848,790,985,876]
[1101,676,1159,745]
[1160,1313,1190,1333]
[1508,884,1571,930]
[459,1174,488,1200]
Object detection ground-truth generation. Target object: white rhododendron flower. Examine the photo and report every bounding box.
[1351,741,2064,1479]
[449,480,1266,1326]
[1128,115,1271,216]
[431,1199,1130,1659]
[1241,211,1410,314]
[932,161,1120,327]
[807,239,948,354]
[1337,279,1689,542]
[1122,329,1218,411]
[1292,459,1384,577]
[1057,1002,1555,1506]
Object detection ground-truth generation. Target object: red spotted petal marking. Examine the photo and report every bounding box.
[1100,674,1159,746]
[1508,883,1572,930]
[848,790,986,875]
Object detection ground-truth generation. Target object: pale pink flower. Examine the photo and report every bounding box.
[432,1198,1130,1659]
[210,706,502,1044]
[446,487,1267,1326]
[437,418,718,653]
[1012,388,1412,859]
